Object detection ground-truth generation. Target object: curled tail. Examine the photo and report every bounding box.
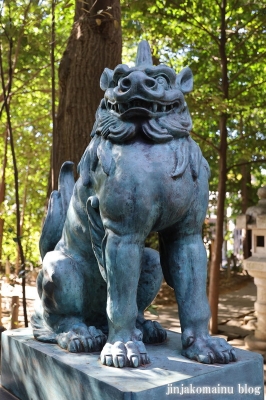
[32,162,75,340]
[39,161,75,259]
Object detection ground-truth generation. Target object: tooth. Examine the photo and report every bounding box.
[118,103,125,113]
[152,103,157,112]
[162,105,166,112]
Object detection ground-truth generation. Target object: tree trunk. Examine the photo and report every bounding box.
[52,0,122,190]
[15,164,29,274]
[239,113,252,259]
[209,115,228,333]
[0,129,8,268]
[209,0,228,334]
[0,38,28,327]
[241,163,252,259]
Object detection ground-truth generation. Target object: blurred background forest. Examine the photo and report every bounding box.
[0,0,265,295]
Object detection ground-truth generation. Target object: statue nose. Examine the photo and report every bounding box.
[119,73,157,93]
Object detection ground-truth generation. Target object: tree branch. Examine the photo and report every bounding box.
[0,0,32,109]
[229,51,266,84]
[190,130,220,152]
[228,11,263,39]
[230,78,266,100]
[226,0,241,20]
[168,0,220,44]
[227,158,266,172]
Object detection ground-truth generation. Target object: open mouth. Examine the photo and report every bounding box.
[106,99,180,115]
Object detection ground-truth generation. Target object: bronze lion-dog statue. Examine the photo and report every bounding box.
[31,41,236,368]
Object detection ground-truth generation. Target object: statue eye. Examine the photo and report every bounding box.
[155,75,169,89]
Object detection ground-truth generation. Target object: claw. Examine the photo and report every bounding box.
[159,329,167,342]
[216,351,226,364]
[56,333,68,350]
[117,355,125,368]
[131,356,139,368]
[111,342,126,368]
[230,349,237,362]
[80,336,88,352]
[87,338,93,351]
[113,357,119,368]
[208,352,215,364]
[140,353,150,365]
[223,351,230,364]
[105,355,113,366]
[96,336,103,347]
[197,354,211,364]
[68,338,83,353]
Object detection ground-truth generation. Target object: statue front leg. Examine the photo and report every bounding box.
[100,230,150,368]
[159,228,236,364]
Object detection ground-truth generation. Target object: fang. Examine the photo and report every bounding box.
[118,103,125,113]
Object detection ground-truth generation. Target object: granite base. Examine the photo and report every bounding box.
[1,328,264,400]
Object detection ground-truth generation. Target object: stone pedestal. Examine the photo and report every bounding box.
[243,257,266,352]
[239,186,266,353]
[1,328,264,400]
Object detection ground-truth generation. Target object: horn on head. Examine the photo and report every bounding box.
[135,40,153,67]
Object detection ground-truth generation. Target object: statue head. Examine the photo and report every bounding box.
[93,41,193,143]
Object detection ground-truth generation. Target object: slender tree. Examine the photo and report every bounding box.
[0,33,28,326]
[0,129,8,266]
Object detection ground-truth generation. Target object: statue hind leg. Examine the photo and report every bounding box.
[31,249,107,352]
[32,164,107,353]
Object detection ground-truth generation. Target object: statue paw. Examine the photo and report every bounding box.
[137,319,167,344]
[56,324,106,353]
[181,334,237,364]
[100,340,150,368]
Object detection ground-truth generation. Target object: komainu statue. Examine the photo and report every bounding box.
[31,41,236,368]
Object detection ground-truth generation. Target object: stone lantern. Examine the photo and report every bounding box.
[238,186,266,353]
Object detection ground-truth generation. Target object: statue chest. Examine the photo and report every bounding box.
[93,139,197,230]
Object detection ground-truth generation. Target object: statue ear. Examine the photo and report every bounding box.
[100,68,114,91]
[176,67,193,94]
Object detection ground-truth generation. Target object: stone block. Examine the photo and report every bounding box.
[236,214,247,229]
[1,329,264,400]
[257,215,266,229]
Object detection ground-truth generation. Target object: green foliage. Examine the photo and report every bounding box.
[1,0,266,267]
[0,0,74,264]
[121,0,266,218]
